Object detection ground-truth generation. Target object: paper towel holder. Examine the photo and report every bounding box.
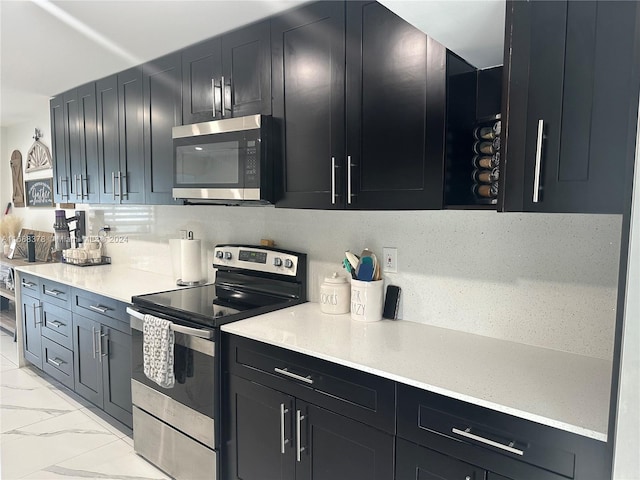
[175,230,207,286]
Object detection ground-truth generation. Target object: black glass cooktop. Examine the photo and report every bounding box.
[132,283,298,329]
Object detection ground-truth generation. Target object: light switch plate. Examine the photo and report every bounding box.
[383,247,398,273]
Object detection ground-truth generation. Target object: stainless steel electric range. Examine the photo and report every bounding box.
[126,244,307,480]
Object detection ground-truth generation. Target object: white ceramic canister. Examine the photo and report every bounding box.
[350,279,384,322]
[319,272,350,314]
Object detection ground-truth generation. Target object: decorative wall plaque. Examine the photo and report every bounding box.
[25,178,54,207]
[25,140,53,172]
[10,150,25,207]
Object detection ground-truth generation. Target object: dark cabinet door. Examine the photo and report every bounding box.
[96,74,120,204]
[396,438,485,480]
[222,19,272,117]
[272,1,346,209]
[297,401,394,480]
[76,82,100,203]
[226,375,296,480]
[21,293,42,368]
[50,94,70,203]
[143,52,182,205]
[117,66,145,204]
[63,89,82,201]
[101,325,132,428]
[182,37,222,124]
[501,0,639,213]
[346,1,444,210]
[72,313,103,408]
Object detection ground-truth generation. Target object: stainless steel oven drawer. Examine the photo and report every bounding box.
[133,406,216,480]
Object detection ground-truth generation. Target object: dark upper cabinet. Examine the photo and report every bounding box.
[96,69,145,204]
[50,94,69,203]
[222,19,272,118]
[182,37,222,124]
[500,0,640,213]
[274,1,454,210]
[345,1,446,210]
[182,20,271,124]
[51,84,100,204]
[117,67,145,204]
[143,52,182,205]
[272,1,346,209]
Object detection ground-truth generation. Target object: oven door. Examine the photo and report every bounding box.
[128,308,216,449]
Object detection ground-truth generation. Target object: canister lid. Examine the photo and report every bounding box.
[324,272,347,284]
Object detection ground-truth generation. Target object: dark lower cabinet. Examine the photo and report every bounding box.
[500,0,640,213]
[225,374,394,480]
[143,52,182,205]
[487,473,512,480]
[396,438,485,480]
[72,313,132,428]
[21,292,42,369]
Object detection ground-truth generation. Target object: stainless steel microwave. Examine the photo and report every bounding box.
[172,114,275,204]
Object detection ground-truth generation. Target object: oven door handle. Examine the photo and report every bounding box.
[127,307,214,339]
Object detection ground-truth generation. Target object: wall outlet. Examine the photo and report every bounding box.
[383,247,398,273]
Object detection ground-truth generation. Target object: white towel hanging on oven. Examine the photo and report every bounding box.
[143,314,175,389]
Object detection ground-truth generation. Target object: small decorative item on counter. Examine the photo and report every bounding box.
[319,272,350,314]
[350,279,384,322]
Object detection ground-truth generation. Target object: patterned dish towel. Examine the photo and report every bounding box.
[143,314,175,389]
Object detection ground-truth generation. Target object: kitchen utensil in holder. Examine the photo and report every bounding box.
[350,279,384,322]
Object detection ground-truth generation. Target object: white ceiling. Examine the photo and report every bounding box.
[0,0,505,128]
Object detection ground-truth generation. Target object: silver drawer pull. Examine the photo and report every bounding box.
[44,289,64,297]
[452,427,524,456]
[48,357,64,367]
[274,367,314,385]
[296,409,305,462]
[50,320,64,328]
[22,281,36,288]
[89,304,110,314]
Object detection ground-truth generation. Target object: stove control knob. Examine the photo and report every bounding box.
[224,251,233,260]
[215,251,224,259]
[284,259,294,269]
[273,257,283,267]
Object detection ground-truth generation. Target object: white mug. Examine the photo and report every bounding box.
[350,279,384,322]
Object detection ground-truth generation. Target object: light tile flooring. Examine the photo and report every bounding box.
[0,329,171,479]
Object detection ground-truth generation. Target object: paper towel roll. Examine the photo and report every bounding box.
[180,239,202,283]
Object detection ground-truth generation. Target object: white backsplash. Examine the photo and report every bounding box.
[87,205,621,360]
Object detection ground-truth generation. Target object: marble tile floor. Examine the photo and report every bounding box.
[0,329,171,479]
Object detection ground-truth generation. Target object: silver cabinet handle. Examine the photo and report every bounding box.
[59,176,69,199]
[89,304,110,314]
[22,281,36,288]
[347,155,355,205]
[98,330,108,362]
[274,367,313,384]
[120,171,128,199]
[50,320,64,328]
[220,75,226,117]
[112,171,117,200]
[74,174,81,199]
[331,157,338,205]
[296,409,305,462]
[452,427,524,456]
[533,119,544,203]
[211,78,217,118]
[82,175,89,199]
[280,403,289,454]
[91,326,98,359]
[48,357,64,367]
[32,302,42,327]
[44,289,64,297]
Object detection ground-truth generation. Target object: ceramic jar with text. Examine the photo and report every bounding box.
[319,272,350,314]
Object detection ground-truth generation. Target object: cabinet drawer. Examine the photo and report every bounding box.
[397,384,607,480]
[41,302,73,349]
[396,438,485,480]
[72,288,129,331]
[225,334,395,434]
[42,336,74,389]
[19,273,40,295]
[40,279,71,307]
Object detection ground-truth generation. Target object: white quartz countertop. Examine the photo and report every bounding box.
[221,302,612,442]
[14,263,181,303]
